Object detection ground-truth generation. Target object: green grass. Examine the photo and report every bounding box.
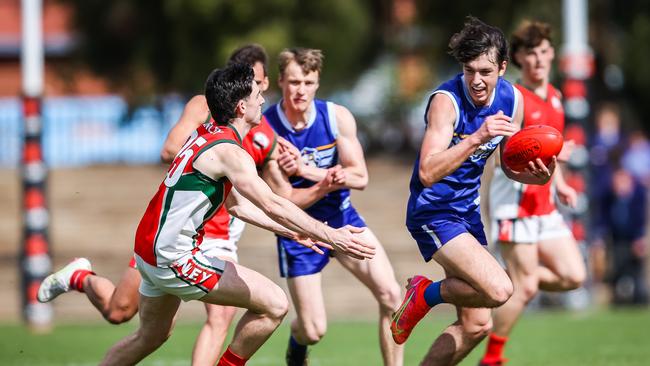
[0,309,648,365]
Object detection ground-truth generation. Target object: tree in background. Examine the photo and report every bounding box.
[63,0,386,97]
[62,0,648,133]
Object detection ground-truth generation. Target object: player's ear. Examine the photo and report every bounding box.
[498,61,507,76]
[549,45,555,61]
[277,71,284,88]
[235,99,246,116]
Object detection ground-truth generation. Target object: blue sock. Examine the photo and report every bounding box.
[288,335,308,363]
[423,280,444,307]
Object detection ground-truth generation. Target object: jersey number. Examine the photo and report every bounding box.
[164,130,207,187]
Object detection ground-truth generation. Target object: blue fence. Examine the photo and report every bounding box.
[0,96,185,168]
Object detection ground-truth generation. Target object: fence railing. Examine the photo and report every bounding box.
[0,96,185,168]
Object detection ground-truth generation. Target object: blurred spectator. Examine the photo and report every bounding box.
[589,102,626,245]
[589,103,625,203]
[599,167,648,305]
[622,131,650,188]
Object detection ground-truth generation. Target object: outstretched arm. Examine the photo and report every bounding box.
[161,95,210,163]
[194,144,375,260]
[225,189,328,254]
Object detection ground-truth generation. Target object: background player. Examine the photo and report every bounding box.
[479,20,586,366]
[390,17,556,366]
[264,48,403,366]
[99,63,375,365]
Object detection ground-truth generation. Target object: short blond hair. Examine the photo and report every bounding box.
[278,48,324,78]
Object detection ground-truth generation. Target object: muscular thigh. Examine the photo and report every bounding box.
[538,235,584,276]
[500,243,539,282]
[200,261,284,313]
[434,233,507,293]
[336,228,397,291]
[288,274,327,324]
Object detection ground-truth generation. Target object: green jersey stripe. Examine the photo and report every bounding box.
[261,134,278,168]
[152,188,174,264]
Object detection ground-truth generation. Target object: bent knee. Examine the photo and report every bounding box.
[266,286,290,321]
[300,321,328,345]
[513,280,539,304]
[377,282,402,313]
[462,316,493,341]
[562,271,586,290]
[485,280,513,307]
[105,303,138,325]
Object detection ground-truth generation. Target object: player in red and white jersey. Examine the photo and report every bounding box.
[480,21,587,366]
[98,64,374,366]
[489,81,566,220]
[38,45,344,366]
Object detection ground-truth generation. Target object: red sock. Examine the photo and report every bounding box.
[69,270,94,292]
[482,333,508,362]
[217,347,247,366]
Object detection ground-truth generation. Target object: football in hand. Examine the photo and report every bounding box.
[502,125,563,171]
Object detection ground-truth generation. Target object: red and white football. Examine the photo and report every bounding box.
[502,125,563,171]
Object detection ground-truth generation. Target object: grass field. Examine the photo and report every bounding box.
[1,308,648,365]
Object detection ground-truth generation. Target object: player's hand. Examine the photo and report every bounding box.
[278,150,299,176]
[317,165,345,193]
[474,110,516,143]
[331,164,347,186]
[277,137,304,177]
[328,225,375,260]
[524,156,556,184]
[278,137,301,158]
[557,139,575,162]
[293,233,332,255]
[556,181,578,208]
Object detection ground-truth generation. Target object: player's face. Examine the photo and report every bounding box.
[252,61,270,92]
[515,39,554,83]
[278,61,319,114]
[243,79,265,125]
[462,50,506,106]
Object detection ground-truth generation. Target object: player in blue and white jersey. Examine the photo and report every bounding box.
[264,48,403,366]
[391,17,557,366]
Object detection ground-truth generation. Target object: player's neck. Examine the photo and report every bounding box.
[281,100,312,131]
[229,118,252,140]
[520,77,549,100]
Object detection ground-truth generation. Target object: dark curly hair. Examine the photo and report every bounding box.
[204,63,254,126]
[449,16,508,66]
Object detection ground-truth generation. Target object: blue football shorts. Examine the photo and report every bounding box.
[277,206,366,278]
[407,209,487,262]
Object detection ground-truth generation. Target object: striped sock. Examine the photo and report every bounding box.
[69,270,94,292]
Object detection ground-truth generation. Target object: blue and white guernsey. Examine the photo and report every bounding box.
[406,73,518,229]
[264,99,350,221]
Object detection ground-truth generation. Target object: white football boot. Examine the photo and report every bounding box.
[37,257,92,303]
